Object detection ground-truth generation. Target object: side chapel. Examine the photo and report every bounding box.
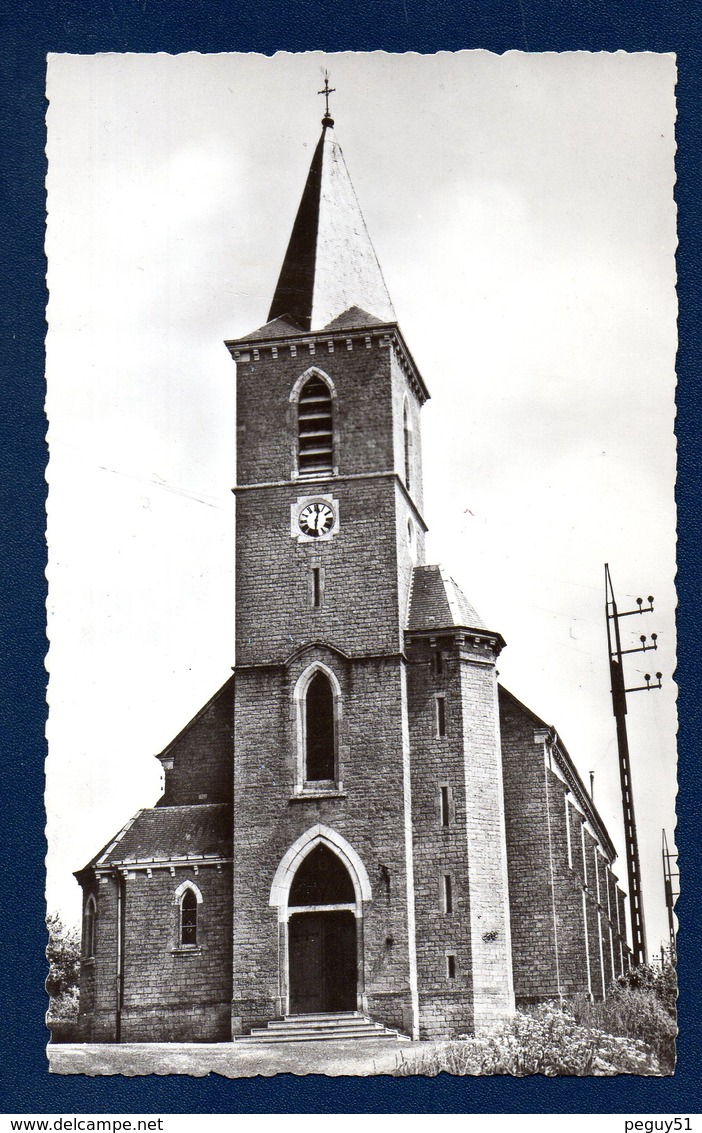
[75,102,631,1044]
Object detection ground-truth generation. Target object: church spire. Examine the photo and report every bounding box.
[267,93,396,333]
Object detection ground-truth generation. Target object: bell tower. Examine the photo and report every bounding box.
[225,99,514,1039]
[227,114,428,669]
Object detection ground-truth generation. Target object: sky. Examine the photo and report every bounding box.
[45,51,678,957]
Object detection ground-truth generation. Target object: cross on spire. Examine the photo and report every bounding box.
[318,70,335,127]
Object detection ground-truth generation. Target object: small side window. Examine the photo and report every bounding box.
[436,695,447,737]
[440,784,450,827]
[312,566,322,608]
[180,888,198,946]
[83,895,97,958]
[442,873,454,914]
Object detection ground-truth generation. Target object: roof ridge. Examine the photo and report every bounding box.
[156,674,234,761]
[149,802,230,812]
[438,565,463,626]
[497,683,548,729]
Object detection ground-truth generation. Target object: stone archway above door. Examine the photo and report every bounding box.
[269,823,373,917]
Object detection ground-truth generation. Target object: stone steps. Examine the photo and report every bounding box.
[236,1011,410,1044]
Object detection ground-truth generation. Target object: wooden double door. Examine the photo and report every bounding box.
[288,910,357,1014]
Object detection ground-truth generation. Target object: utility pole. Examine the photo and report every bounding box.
[605,564,662,968]
[661,828,678,963]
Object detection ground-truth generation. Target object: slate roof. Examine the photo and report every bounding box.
[78,804,231,873]
[407,565,487,632]
[228,307,387,347]
[267,124,395,332]
[240,315,305,342]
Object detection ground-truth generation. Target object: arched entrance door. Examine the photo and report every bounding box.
[287,844,357,1014]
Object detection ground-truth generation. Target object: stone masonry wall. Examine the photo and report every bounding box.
[457,643,514,1029]
[78,874,119,1042]
[500,687,629,1004]
[407,633,514,1038]
[234,335,426,668]
[617,887,629,972]
[609,868,629,977]
[78,866,232,1042]
[231,650,414,1035]
[120,865,232,1042]
[547,769,592,998]
[406,635,475,1038]
[234,332,421,489]
[76,881,100,1038]
[583,826,606,999]
[159,678,234,806]
[390,348,424,517]
[395,475,425,638]
[236,477,405,664]
[499,690,559,1002]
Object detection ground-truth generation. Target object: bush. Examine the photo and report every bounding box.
[394,1004,663,1077]
[46,914,81,1023]
[654,963,678,1019]
[569,968,677,1074]
[614,962,677,1018]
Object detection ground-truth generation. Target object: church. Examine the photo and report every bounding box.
[75,101,631,1045]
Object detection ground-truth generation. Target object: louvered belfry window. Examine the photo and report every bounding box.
[298,375,333,478]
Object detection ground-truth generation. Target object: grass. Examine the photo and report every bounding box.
[393,998,673,1077]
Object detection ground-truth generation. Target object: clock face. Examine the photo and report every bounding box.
[298,501,335,538]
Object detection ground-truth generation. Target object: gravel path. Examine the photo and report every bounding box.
[48,1039,431,1078]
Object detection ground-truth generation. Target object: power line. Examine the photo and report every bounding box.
[604,563,663,968]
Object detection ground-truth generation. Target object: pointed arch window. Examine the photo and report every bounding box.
[83,895,97,958]
[294,664,342,793]
[306,671,336,781]
[403,399,413,491]
[298,375,333,478]
[180,888,198,945]
[174,880,203,948]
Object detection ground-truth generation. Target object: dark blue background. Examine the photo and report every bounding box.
[2,0,700,1114]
